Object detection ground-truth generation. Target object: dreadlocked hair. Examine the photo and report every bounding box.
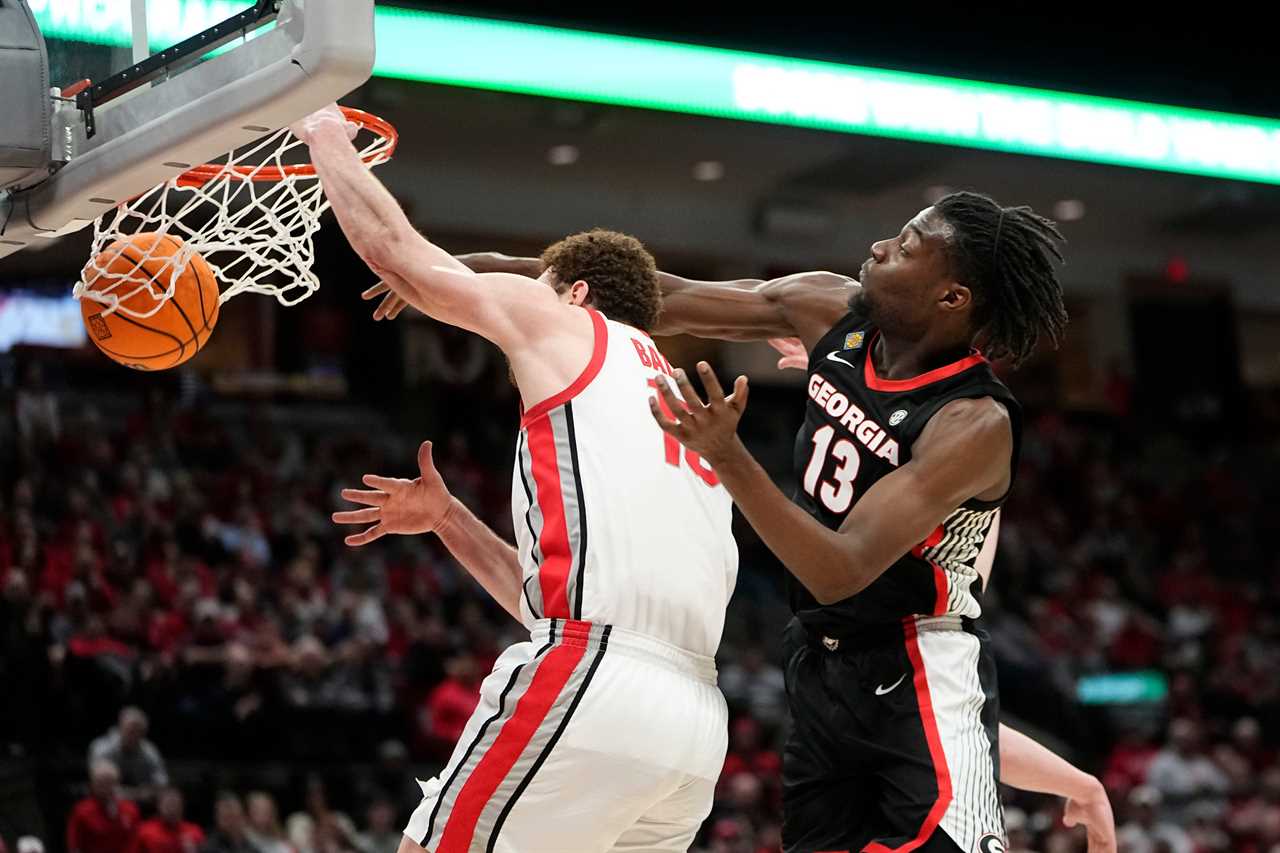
[933,191,1068,367]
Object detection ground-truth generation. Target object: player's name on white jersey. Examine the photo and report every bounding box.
[629,337,676,377]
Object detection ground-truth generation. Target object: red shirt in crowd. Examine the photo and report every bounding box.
[1103,740,1158,792]
[722,749,783,784]
[66,796,140,853]
[126,818,205,853]
[424,677,481,747]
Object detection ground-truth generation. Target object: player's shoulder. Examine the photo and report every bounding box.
[924,396,1011,441]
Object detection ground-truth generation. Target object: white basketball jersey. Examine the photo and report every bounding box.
[511,308,738,657]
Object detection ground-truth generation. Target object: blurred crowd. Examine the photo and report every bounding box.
[1,356,1277,852]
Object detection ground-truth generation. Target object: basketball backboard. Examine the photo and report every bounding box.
[0,0,376,260]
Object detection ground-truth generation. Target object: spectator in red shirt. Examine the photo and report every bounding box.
[1103,731,1159,795]
[418,652,480,758]
[128,787,204,853]
[148,579,202,655]
[720,716,782,786]
[66,760,140,853]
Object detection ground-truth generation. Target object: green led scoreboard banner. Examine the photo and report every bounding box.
[33,1,1280,186]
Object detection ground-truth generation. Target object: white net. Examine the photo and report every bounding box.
[75,112,395,320]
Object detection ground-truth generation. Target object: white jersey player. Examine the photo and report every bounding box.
[508,309,736,655]
[296,105,739,853]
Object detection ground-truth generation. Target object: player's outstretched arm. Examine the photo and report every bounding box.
[365,253,852,350]
[650,364,1011,605]
[1000,725,1117,852]
[449,253,854,349]
[652,270,853,349]
[291,106,563,352]
[333,441,523,621]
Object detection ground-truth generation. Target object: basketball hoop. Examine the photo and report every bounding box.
[75,106,397,320]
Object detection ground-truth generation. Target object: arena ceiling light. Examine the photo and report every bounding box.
[33,2,1280,186]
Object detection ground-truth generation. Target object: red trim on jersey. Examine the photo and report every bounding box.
[912,525,949,616]
[930,565,949,616]
[913,525,945,554]
[525,416,574,619]
[863,619,953,853]
[436,640,587,853]
[863,331,986,393]
[557,618,594,647]
[521,308,608,427]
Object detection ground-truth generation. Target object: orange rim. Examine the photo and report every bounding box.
[176,107,397,186]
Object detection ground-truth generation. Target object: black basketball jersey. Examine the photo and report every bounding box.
[789,314,1022,634]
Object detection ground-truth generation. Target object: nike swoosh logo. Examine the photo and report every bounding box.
[826,351,857,368]
[875,674,907,696]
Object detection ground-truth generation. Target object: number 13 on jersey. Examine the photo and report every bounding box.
[803,424,860,512]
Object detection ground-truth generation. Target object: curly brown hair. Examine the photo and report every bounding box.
[539,229,661,332]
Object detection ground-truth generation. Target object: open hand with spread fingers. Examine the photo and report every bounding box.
[647,361,750,465]
[331,440,455,546]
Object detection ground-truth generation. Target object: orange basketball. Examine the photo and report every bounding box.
[80,232,220,370]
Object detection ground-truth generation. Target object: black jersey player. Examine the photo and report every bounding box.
[642,192,1112,853]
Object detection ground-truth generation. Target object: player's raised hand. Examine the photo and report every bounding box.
[362,281,411,321]
[332,441,455,546]
[289,103,357,145]
[768,337,809,371]
[648,362,749,464]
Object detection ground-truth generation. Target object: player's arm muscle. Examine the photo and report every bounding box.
[653,271,854,351]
